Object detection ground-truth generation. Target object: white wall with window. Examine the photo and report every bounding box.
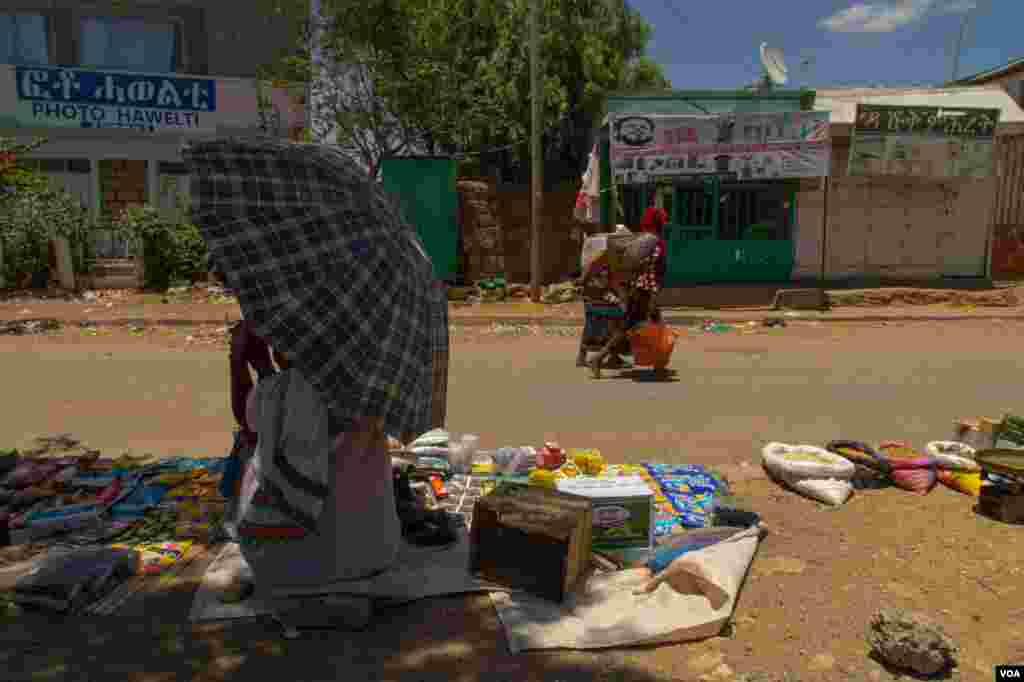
[79,15,180,74]
[0,12,50,66]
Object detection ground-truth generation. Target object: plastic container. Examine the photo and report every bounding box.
[538,443,566,470]
[629,323,677,369]
[448,434,479,474]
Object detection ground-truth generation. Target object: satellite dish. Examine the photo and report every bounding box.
[760,42,789,87]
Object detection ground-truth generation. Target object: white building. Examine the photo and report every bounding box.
[0,2,305,288]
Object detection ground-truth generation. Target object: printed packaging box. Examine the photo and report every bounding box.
[556,476,654,551]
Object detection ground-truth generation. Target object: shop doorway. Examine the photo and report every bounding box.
[94,160,147,258]
[621,178,797,284]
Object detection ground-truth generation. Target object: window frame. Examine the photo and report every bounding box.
[73,11,188,75]
[0,9,57,66]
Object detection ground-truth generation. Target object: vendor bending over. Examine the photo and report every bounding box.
[223,322,401,630]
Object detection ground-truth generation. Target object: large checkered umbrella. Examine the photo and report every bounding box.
[182,138,446,440]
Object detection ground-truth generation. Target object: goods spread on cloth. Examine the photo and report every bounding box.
[0,436,227,614]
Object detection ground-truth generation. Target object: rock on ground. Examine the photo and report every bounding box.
[867,608,959,676]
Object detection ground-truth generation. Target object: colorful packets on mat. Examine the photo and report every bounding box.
[642,463,730,533]
[110,540,194,575]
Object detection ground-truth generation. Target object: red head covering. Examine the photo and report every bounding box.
[640,207,668,235]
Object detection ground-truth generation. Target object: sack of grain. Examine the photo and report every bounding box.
[761,442,855,506]
[606,233,659,275]
[925,441,979,471]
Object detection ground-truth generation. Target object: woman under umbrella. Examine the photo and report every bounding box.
[183,138,449,631]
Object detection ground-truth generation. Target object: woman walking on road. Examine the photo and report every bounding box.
[588,206,668,379]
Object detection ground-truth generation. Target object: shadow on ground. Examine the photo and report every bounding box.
[2,571,685,682]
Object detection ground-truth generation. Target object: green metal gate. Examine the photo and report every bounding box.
[651,178,796,285]
[380,157,458,281]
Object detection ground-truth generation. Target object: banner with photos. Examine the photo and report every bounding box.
[610,111,831,183]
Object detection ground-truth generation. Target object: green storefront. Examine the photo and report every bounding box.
[600,90,817,285]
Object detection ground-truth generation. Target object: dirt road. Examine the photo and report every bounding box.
[1,321,1022,681]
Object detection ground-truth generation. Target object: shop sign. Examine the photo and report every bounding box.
[13,66,216,133]
[848,104,1000,179]
[610,111,831,182]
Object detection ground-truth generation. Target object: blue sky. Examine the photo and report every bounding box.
[632,0,1020,90]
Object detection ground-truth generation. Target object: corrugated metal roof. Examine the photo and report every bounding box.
[952,56,1024,85]
[813,86,1024,124]
[604,90,808,118]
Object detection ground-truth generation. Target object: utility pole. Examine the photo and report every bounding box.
[951,11,971,83]
[529,0,543,302]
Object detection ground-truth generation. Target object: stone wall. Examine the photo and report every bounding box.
[456,179,588,285]
[457,179,505,283]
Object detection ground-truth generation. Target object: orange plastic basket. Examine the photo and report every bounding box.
[629,323,677,369]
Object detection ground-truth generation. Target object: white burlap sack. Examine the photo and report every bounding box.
[926,441,979,471]
[761,442,855,506]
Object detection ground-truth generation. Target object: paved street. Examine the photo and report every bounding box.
[3,320,1022,463]
[2,320,1023,682]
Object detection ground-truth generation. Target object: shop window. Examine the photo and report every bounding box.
[79,16,179,73]
[0,13,50,65]
[157,161,189,176]
[17,159,93,174]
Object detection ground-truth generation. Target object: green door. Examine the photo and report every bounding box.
[664,179,795,284]
[380,157,458,281]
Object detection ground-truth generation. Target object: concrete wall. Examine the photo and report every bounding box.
[793,137,993,281]
[6,0,292,79]
[973,69,1024,110]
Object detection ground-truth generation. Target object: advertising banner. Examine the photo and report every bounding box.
[848,104,1000,179]
[610,111,830,182]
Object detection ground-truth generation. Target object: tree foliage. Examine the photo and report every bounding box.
[0,137,98,286]
[257,0,670,180]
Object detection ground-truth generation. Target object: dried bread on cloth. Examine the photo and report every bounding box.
[489,525,762,652]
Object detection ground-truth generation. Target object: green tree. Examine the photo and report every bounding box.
[1,137,98,287]
[257,0,670,180]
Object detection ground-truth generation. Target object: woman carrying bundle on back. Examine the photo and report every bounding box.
[587,207,668,379]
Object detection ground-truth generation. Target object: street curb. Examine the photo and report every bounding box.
[4,312,1024,329]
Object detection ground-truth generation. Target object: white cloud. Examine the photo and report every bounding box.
[818,0,977,33]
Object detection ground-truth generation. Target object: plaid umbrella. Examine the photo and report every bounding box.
[182,138,446,442]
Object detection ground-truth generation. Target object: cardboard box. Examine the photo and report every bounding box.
[556,476,654,552]
[469,483,592,603]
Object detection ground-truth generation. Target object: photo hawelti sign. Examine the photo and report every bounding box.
[14,66,216,133]
[610,111,831,182]
[848,104,1000,179]
[0,65,306,138]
